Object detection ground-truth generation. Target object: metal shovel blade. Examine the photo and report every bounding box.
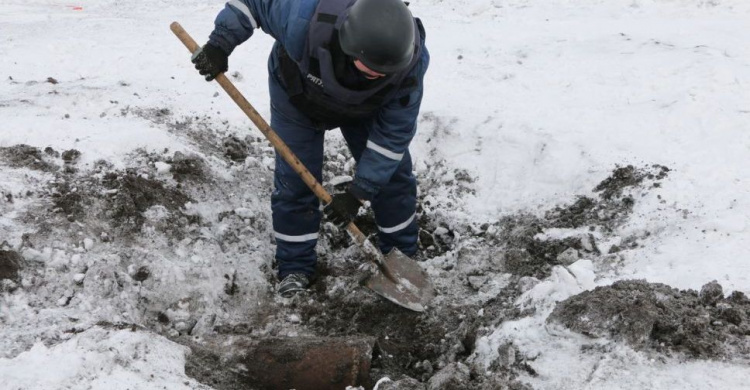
[365,249,434,312]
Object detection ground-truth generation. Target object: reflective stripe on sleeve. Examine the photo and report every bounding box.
[366,140,404,161]
[377,213,416,234]
[274,231,319,242]
[227,0,258,29]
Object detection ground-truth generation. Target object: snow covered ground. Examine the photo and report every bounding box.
[1,0,749,389]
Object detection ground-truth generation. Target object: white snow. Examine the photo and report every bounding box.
[0,327,209,390]
[1,0,749,388]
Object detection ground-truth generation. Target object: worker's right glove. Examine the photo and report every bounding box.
[323,190,362,228]
[191,43,228,81]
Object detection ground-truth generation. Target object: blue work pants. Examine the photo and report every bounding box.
[268,77,418,279]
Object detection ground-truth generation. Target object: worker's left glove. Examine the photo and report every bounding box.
[191,43,228,81]
[323,190,362,228]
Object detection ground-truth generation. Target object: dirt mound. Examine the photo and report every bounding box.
[222,135,251,162]
[45,163,194,237]
[461,165,671,279]
[547,280,750,359]
[0,144,57,172]
[61,149,81,165]
[50,176,94,221]
[169,152,208,182]
[478,213,589,278]
[102,172,192,232]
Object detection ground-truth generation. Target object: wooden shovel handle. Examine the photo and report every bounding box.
[169,22,376,251]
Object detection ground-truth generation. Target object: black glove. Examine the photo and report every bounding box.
[323,190,362,228]
[191,43,228,81]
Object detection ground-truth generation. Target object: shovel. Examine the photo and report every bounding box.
[170,22,434,312]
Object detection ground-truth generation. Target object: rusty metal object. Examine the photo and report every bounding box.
[185,336,375,390]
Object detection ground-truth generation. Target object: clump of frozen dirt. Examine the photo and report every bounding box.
[31,155,201,246]
[49,176,95,222]
[222,135,250,162]
[169,152,208,182]
[0,249,22,281]
[61,149,81,165]
[44,146,60,158]
[475,213,588,278]
[547,279,750,359]
[0,144,57,172]
[47,166,194,235]
[594,164,669,200]
[102,171,193,233]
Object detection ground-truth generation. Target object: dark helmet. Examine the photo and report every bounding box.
[338,0,416,74]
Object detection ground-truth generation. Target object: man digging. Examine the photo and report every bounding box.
[192,0,430,297]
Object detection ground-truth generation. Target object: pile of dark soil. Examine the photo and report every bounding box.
[0,144,57,172]
[61,149,81,164]
[548,279,750,359]
[546,164,670,232]
[169,152,208,182]
[45,164,194,238]
[50,176,96,221]
[102,171,192,232]
[482,213,593,278]
[460,164,670,279]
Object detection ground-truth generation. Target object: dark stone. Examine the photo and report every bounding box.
[61,149,82,164]
[44,147,60,157]
[157,312,170,325]
[699,281,723,306]
[223,136,249,163]
[728,291,749,305]
[170,152,207,182]
[718,306,743,326]
[133,266,150,282]
[0,250,22,280]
